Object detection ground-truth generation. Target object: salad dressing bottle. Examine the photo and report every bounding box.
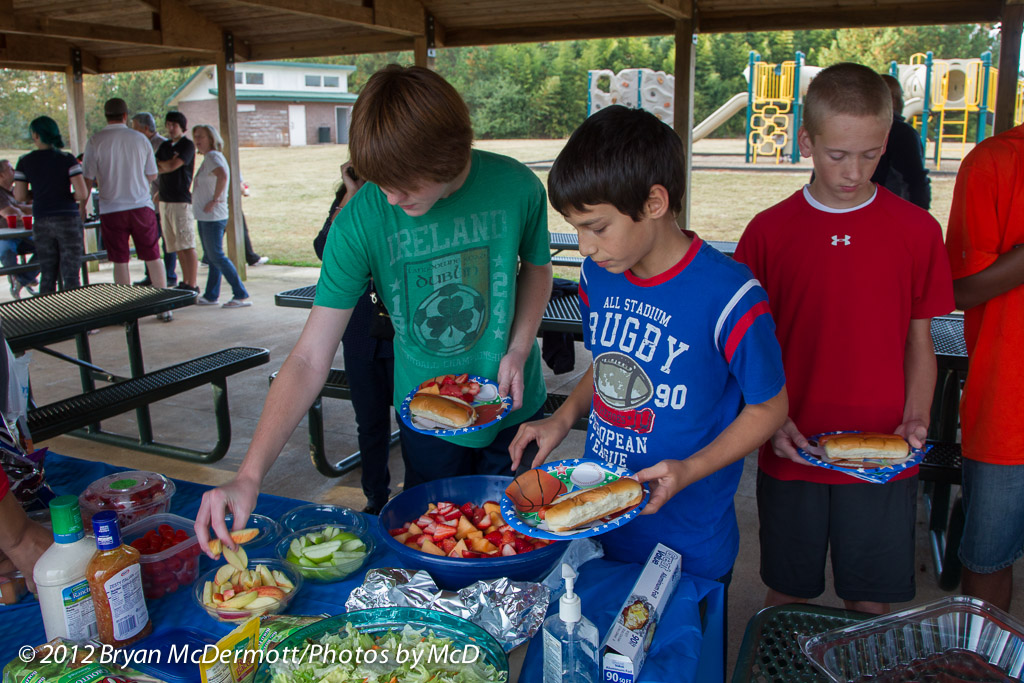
[87,510,152,647]
[34,496,98,641]
[542,563,599,683]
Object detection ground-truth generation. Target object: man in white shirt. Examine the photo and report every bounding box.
[83,98,167,292]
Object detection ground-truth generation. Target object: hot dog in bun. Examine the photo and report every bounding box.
[820,432,910,461]
[542,478,644,532]
[409,393,476,429]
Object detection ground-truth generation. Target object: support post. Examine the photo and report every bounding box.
[414,13,436,69]
[673,3,696,229]
[216,31,246,278]
[64,48,87,156]
[744,52,757,164]
[978,51,992,143]
[922,51,933,155]
[791,51,804,164]
[994,1,1024,134]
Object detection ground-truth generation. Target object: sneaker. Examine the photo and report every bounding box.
[222,298,252,308]
[248,256,269,267]
[133,276,152,287]
[157,311,173,322]
[196,296,219,306]
[175,283,200,294]
[10,283,36,299]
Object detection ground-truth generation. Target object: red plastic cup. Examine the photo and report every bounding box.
[21,216,32,230]
[4,215,15,229]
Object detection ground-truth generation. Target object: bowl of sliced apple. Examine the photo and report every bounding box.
[275,524,375,583]
[193,547,302,623]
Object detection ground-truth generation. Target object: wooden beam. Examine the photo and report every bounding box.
[673,3,695,229]
[97,50,216,73]
[216,34,246,278]
[0,33,100,72]
[994,1,1024,133]
[640,0,691,21]
[698,3,1002,32]
[442,18,673,46]
[65,56,88,157]
[248,33,413,61]
[226,0,422,37]
[157,0,231,55]
[2,13,164,47]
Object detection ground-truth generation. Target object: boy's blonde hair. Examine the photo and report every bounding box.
[349,64,472,190]
[803,63,892,136]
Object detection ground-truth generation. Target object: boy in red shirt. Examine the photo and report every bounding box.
[945,123,1024,611]
[735,63,954,614]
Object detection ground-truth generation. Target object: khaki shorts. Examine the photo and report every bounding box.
[159,202,195,252]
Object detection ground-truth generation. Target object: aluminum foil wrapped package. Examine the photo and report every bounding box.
[346,567,549,651]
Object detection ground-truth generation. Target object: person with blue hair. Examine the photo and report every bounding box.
[13,117,88,294]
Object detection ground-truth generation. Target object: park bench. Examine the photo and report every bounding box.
[31,346,269,463]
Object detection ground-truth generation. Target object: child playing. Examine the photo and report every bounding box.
[196,65,552,551]
[509,105,788,585]
[734,63,954,614]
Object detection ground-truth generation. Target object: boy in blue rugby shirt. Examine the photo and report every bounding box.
[510,105,787,586]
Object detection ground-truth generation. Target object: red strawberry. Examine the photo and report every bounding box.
[440,508,462,521]
[423,522,438,535]
[388,528,407,537]
[461,550,485,559]
[515,537,534,554]
[432,525,457,542]
[460,502,477,518]
[440,537,457,554]
[412,534,427,546]
[501,531,516,547]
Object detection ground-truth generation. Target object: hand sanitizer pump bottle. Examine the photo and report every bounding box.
[542,563,600,683]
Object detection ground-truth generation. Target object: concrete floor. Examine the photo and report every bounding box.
[14,260,1024,680]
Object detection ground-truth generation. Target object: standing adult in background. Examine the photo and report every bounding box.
[945,122,1024,612]
[131,112,178,287]
[82,98,167,298]
[13,118,88,294]
[155,112,199,295]
[191,124,250,308]
[872,74,931,210]
[0,160,38,298]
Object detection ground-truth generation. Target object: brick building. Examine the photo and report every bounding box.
[166,62,358,147]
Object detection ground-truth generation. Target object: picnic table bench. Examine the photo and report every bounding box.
[1,285,269,463]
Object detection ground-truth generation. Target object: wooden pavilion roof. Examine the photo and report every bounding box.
[0,0,1010,74]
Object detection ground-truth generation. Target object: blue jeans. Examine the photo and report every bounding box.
[197,220,248,301]
[0,238,37,287]
[960,458,1024,573]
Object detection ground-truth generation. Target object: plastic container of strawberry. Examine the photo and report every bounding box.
[79,470,175,529]
[122,512,200,600]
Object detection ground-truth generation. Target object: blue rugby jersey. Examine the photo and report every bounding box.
[580,234,785,579]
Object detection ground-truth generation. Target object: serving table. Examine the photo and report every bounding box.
[0,454,724,683]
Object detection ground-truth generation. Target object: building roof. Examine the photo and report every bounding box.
[0,0,1005,74]
[208,89,359,103]
[165,63,357,106]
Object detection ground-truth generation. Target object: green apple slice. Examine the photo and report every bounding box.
[301,540,341,560]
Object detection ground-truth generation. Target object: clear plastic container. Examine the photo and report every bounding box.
[276,524,375,583]
[279,503,367,535]
[79,471,175,528]
[193,559,302,623]
[221,512,282,551]
[122,512,200,600]
[799,596,1024,682]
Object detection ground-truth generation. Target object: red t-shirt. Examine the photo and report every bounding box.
[736,186,954,483]
[945,125,1024,465]
[0,468,9,502]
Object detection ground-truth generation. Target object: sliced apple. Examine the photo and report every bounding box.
[214,564,235,585]
[271,570,294,590]
[258,564,276,587]
[222,588,236,601]
[230,528,259,544]
[256,585,286,599]
[202,581,213,605]
[223,546,248,571]
[220,591,258,609]
[246,596,280,610]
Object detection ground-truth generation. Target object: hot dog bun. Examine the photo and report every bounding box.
[544,478,643,532]
[409,393,476,429]
[820,433,909,461]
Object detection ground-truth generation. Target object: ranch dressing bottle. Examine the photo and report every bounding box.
[34,496,98,641]
[87,510,152,647]
[542,563,599,683]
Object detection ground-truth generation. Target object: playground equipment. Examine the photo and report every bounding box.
[588,50,1023,167]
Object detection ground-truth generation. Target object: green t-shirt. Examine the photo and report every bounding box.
[316,149,550,447]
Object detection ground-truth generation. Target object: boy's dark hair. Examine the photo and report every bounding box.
[349,64,472,190]
[165,111,188,131]
[548,105,684,221]
[803,63,892,136]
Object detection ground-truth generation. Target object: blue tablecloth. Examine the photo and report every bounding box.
[1,453,723,682]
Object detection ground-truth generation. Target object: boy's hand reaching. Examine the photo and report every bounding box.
[770,418,813,465]
[508,415,571,471]
[895,418,927,449]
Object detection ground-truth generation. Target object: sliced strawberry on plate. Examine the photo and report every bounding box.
[433,525,457,542]
[454,373,469,383]
[515,536,534,554]
[388,528,406,537]
[484,531,502,546]
[459,502,477,518]
[461,550,485,559]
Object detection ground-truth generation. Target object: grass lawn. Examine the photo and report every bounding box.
[1,140,956,274]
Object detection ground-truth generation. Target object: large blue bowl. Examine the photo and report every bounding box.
[378,475,566,590]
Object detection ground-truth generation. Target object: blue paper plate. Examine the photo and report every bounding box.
[501,458,649,540]
[399,375,512,436]
[797,431,928,484]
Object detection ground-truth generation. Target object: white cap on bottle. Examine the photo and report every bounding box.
[558,562,581,623]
